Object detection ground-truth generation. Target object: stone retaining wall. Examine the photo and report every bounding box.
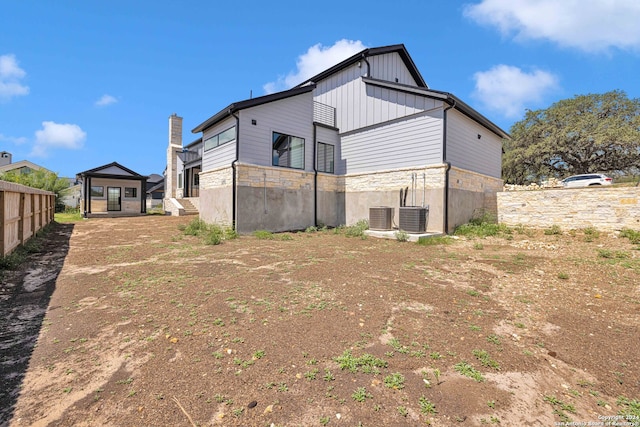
[497,187,640,231]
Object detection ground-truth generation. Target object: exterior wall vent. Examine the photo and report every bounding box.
[369,207,394,231]
[399,206,429,233]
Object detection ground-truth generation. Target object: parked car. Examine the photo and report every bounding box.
[561,174,613,188]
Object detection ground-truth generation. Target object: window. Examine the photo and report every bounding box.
[125,187,137,198]
[272,132,304,169]
[204,126,236,151]
[90,186,104,197]
[178,173,183,189]
[317,142,334,173]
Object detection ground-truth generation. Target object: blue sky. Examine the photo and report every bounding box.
[1,0,639,178]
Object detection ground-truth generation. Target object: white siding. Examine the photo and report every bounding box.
[313,53,425,133]
[239,92,314,172]
[368,52,418,85]
[341,110,444,174]
[446,109,503,178]
[202,117,237,171]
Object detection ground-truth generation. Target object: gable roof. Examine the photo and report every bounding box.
[362,77,510,139]
[295,44,427,89]
[191,85,316,133]
[77,162,148,180]
[0,159,52,175]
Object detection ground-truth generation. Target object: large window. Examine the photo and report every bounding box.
[272,132,304,169]
[317,142,334,173]
[90,186,104,197]
[204,126,236,151]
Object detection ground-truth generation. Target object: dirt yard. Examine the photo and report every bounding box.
[1,216,639,427]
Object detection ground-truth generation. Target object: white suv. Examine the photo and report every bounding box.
[561,174,613,188]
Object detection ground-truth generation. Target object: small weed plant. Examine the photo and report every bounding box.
[417,236,453,246]
[395,230,409,242]
[344,219,369,238]
[180,218,236,245]
[383,373,405,390]
[419,396,437,415]
[544,225,562,235]
[454,212,511,238]
[454,361,485,382]
[335,350,387,374]
[351,387,372,402]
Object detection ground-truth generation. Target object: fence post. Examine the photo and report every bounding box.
[19,192,25,244]
[0,190,5,257]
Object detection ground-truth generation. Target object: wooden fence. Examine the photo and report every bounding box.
[1,180,55,257]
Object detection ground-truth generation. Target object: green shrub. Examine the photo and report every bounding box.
[344,219,369,238]
[544,225,562,235]
[253,230,274,239]
[417,236,453,246]
[395,230,409,242]
[620,228,640,244]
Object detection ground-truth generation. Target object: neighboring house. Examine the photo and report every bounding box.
[77,162,148,217]
[165,44,509,233]
[0,152,51,175]
[60,184,82,209]
[146,173,165,209]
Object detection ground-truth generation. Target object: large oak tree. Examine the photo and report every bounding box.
[503,90,640,184]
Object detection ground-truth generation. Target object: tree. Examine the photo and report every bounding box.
[0,169,70,211]
[503,90,640,184]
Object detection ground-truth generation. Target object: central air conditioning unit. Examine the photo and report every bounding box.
[399,206,429,233]
[369,206,394,231]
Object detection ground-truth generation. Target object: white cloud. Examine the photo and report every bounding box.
[464,0,640,52]
[95,94,117,107]
[0,54,29,101]
[31,121,86,157]
[263,39,367,94]
[0,133,28,145]
[472,65,559,118]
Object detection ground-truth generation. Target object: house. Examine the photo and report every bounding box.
[145,173,165,209]
[77,162,148,217]
[165,44,509,233]
[0,152,52,175]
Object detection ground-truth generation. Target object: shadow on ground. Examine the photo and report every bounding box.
[0,223,74,427]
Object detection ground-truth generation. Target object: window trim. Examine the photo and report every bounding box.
[272,131,305,170]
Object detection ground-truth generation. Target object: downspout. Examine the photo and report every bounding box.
[361,53,371,78]
[313,123,318,227]
[230,109,240,231]
[443,99,456,234]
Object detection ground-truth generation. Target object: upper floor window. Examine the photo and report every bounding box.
[204,126,236,151]
[317,142,334,174]
[272,132,304,169]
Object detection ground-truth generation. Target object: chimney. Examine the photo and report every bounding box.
[165,114,183,200]
[0,151,11,167]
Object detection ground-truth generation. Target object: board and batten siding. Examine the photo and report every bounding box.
[446,109,503,178]
[316,125,342,175]
[202,116,237,171]
[239,92,314,172]
[368,52,418,86]
[341,110,443,174]
[313,52,423,133]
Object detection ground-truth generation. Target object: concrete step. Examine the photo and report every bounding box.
[177,199,199,216]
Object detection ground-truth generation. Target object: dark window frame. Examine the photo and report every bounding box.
[317,142,335,174]
[124,187,137,198]
[90,186,104,197]
[272,131,305,170]
[204,126,236,152]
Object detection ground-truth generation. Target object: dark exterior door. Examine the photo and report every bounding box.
[107,187,121,211]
